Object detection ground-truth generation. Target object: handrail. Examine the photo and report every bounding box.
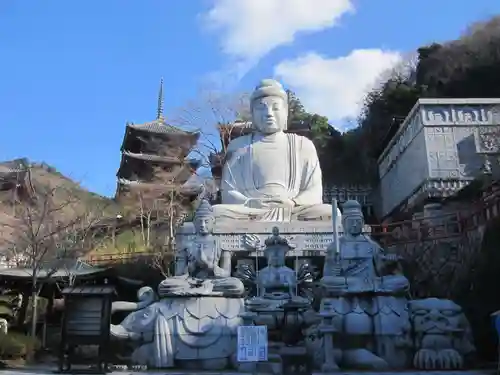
[85,189,500,265]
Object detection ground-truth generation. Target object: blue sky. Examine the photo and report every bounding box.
[1,0,500,197]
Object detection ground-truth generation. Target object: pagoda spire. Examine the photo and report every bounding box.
[156,77,164,120]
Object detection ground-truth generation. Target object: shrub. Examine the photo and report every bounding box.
[0,332,40,359]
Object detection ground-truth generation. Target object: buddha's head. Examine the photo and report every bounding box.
[342,200,364,237]
[250,79,288,134]
[193,199,215,236]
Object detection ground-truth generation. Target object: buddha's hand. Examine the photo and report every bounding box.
[213,265,229,278]
[262,198,295,207]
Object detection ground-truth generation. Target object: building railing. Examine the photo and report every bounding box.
[83,186,500,266]
[85,252,154,266]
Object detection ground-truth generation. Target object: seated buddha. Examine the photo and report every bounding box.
[158,200,244,298]
[213,79,341,223]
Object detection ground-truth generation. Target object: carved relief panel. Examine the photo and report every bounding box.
[421,105,495,126]
[474,126,500,154]
[422,104,500,179]
[425,126,459,179]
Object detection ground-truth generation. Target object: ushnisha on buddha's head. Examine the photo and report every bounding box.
[250,79,288,135]
[194,200,215,236]
[342,200,364,237]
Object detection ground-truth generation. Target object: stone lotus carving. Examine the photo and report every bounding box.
[409,298,475,370]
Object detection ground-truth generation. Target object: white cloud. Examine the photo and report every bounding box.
[274,49,402,128]
[203,0,354,77]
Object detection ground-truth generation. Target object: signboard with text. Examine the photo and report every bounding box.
[237,325,268,362]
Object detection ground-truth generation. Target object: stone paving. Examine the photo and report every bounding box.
[1,370,498,375]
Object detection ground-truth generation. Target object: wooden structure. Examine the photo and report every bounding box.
[59,286,115,373]
[0,158,34,199]
[115,78,201,203]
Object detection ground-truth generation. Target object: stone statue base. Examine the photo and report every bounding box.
[111,296,244,370]
[176,220,361,256]
[158,275,244,297]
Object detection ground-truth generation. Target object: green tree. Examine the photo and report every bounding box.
[285,90,339,179]
[360,16,500,159]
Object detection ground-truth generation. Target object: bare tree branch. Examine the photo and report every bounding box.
[0,175,110,338]
[168,88,251,171]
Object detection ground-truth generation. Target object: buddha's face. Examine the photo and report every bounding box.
[194,216,214,235]
[343,215,364,236]
[252,96,288,134]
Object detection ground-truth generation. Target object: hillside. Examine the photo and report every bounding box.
[0,160,121,253]
[308,15,500,186]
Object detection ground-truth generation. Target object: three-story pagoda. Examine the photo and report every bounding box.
[115,79,201,203]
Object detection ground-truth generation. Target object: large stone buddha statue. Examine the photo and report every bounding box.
[213,79,340,222]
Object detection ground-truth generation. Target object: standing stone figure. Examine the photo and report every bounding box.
[213,79,342,222]
[158,200,244,297]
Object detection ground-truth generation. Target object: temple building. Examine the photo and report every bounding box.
[376,98,500,221]
[0,158,33,200]
[115,79,201,203]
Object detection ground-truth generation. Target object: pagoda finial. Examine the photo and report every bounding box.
[156,77,164,120]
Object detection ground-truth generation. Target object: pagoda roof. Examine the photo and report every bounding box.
[127,119,199,137]
[117,178,202,196]
[123,78,199,139]
[121,151,200,167]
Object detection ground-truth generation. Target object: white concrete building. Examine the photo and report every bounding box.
[378,98,500,219]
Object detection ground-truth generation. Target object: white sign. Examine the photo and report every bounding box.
[237,325,268,362]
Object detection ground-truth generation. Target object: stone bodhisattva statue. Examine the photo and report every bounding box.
[158,200,244,297]
[213,79,341,222]
[110,200,245,370]
[316,200,412,370]
[255,227,299,300]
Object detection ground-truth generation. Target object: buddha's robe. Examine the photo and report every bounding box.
[214,132,339,221]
